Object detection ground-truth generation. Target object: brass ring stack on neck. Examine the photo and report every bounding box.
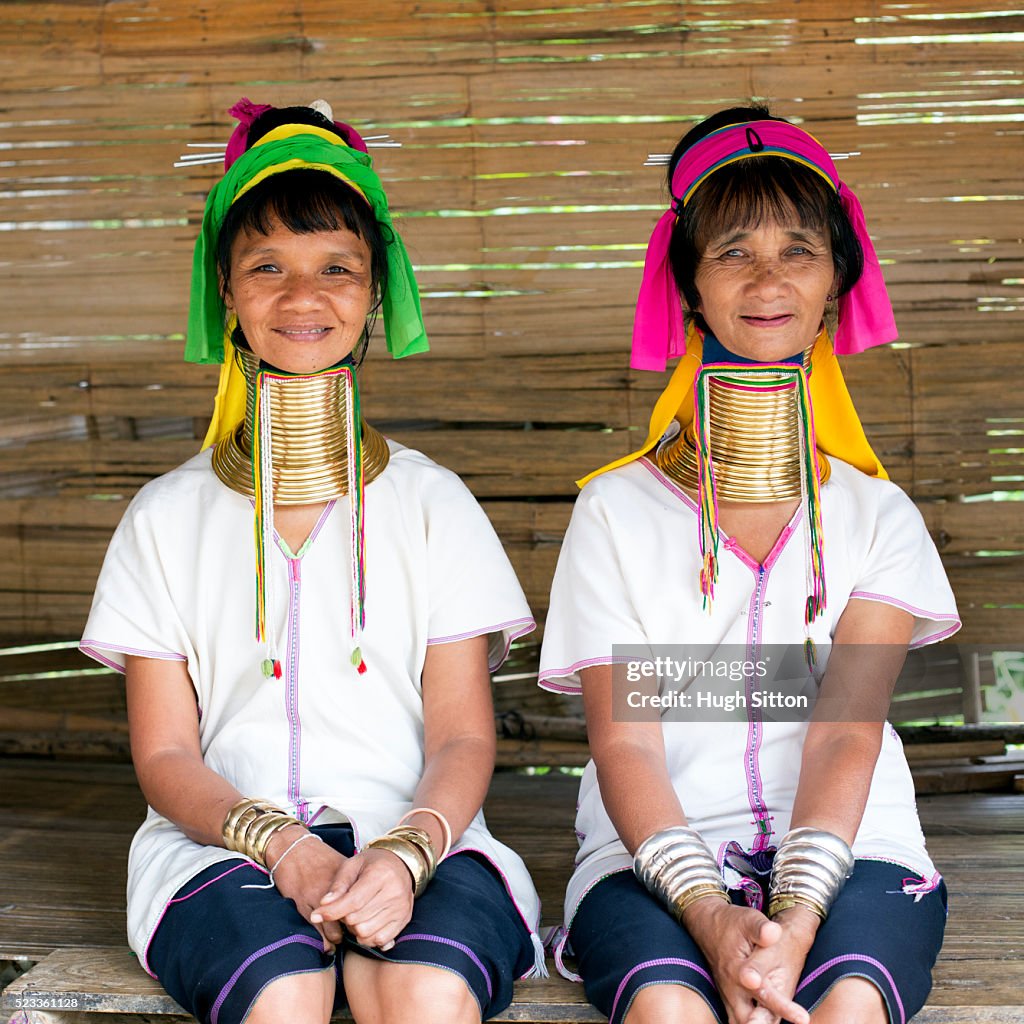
[211,348,390,503]
[656,345,830,501]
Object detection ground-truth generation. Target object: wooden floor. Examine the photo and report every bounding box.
[1,759,1023,1021]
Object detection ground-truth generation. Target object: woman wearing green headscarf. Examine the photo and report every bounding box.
[81,99,543,1024]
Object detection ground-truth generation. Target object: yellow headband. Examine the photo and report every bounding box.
[236,123,369,204]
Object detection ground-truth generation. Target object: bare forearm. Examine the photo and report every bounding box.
[789,727,882,845]
[406,734,495,851]
[133,748,245,848]
[595,742,687,854]
[791,599,912,843]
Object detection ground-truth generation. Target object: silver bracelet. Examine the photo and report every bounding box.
[633,826,728,919]
[768,827,854,919]
[240,831,323,891]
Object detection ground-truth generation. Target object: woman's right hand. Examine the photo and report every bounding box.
[309,848,416,951]
[682,897,809,1024]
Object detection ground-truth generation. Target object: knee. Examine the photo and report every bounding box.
[623,983,717,1024]
[347,960,479,1024]
[812,976,887,1024]
[393,963,478,1017]
[246,968,334,1024]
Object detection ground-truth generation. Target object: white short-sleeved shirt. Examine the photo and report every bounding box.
[539,456,960,962]
[82,441,539,970]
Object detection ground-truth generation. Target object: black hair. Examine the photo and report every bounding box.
[666,106,863,323]
[244,105,363,151]
[216,107,389,362]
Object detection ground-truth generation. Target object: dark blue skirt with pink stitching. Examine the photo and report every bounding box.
[148,824,535,1024]
[567,859,947,1024]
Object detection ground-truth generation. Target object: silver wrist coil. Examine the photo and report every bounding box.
[633,826,727,917]
[768,826,855,918]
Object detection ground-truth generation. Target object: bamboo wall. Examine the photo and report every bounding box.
[1,0,1022,725]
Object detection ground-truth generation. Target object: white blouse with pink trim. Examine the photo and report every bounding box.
[81,441,539,972]
[538,456,960,977]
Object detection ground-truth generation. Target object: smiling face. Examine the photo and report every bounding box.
[223,217,374,374]
[693,218,835,363]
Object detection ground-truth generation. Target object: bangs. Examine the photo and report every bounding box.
[231,168,375,241]
[669,153,863,313]
[687,158,834,253]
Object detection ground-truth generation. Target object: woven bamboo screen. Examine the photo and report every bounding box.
[1,0,1022,722]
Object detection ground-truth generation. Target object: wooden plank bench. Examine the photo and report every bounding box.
[2,760,1024,1023]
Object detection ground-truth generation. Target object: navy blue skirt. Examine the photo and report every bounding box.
[148,825,535,1024]
[568,859,947,1024]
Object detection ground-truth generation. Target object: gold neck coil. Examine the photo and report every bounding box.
[656,348,829,502]
[211,350,389,504]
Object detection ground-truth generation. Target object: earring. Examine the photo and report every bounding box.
[823,293,839,339]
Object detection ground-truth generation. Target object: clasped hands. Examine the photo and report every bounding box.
[684,896,819,1024]
[267,826,416,953]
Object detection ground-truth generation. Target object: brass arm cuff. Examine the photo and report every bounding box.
[246,814,304,865]
[223,797,277,842]
[672,885,732,920]
[221,798,304,868]
[767,894,828,921]
[386,825,438,877]
[366,835,432,897]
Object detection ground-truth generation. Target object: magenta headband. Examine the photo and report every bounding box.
[223,97,369,171]
[631,119,898,371]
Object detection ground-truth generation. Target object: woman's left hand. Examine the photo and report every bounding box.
[736,907,818,1024]
[310,848,415,950]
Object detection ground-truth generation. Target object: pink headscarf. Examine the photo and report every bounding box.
[223,97,369,171]
[631,120,898,371]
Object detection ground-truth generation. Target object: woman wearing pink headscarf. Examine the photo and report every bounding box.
[539,106,959,1024]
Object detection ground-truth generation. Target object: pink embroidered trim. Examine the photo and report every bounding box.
[141,857,251,976]
[643,457,802,571]
[167,862,255,906]
[285,557,303,815]
[550,924,583,983]
[538,678,583,694]
[849,591,960,624]
[538,654,637,694]
[796,954,906,1024]
[306,805,329,827]
[640,457,699,513]
[79,641,188,674]
[909,622,962,649]
[426,616,536,672]
[895,871,942,902]
[611,957,715,1023]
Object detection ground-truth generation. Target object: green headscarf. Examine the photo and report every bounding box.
[185,131,429,365]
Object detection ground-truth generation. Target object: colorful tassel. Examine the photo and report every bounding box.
[344,368,366,632]
[794,367,827,628]
[249,363,369,680]
[343,367,368,674]
[252,368,280,678]
[804,636,817,672]
[692,368,721,611]
[692,364,827,636]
